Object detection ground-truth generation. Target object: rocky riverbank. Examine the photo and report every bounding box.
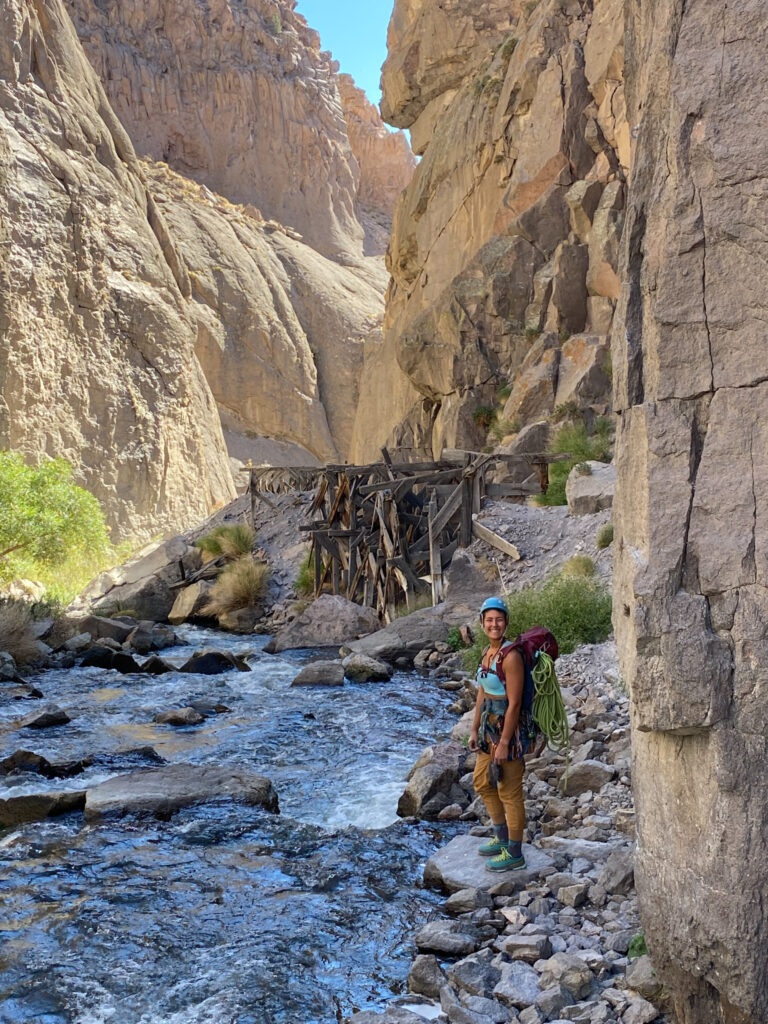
[354,640,669,1024]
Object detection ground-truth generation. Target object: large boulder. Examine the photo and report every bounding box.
[265,595,380,653]
[343,605,448,662]
[0,790,86,828]
[565,461,615,515]
[168,582,214,625]
[423,834,554,893]
[84,763,279,820]
[291,660,345,687]
[397,741,467,819]
[342,653,393,683]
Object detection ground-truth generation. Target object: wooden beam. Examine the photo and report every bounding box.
[471,517,521,560]
[427,494,444,606]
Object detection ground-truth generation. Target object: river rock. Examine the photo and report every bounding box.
[291,660,345,687]
[560,759,616,795]
[493,961,540,1010]
[500,933,553,964]
[264,595,380,653]
[65,632,92,653]
[92,573,177,624]
[153,707,206,727]
[124,621,177,655]
[448,954,502,999]
[168,582,215,625]
[78,615,135,644]
[111,652,144,674]
[444,887,493,915]
[84,763,279,820]
[622,997,659,1024]
[535,984,576,1018]
[538,953,594,1000]
[0,790,86,828]
[398,741,467,819]
[140,655,176,675]
[414,919,480,957]
[20,705,71,729]
[424,834,554,893]
[0,749,92,778]
[180,651,250,674]
[0,652,18,680]
[407,954,447,999]
[565,462,615,516]
[217,607,261,634]
[80,645,119,669]
[342,653,393,682]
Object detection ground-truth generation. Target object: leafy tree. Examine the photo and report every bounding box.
[0,452,111,578]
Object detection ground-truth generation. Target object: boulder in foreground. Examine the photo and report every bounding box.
[424,833,554,893]
[84,763,279,820]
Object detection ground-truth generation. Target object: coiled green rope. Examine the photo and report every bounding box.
[531,652,570,754]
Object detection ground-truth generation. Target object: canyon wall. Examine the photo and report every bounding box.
[0,0,235,540]
[354,0,626,460]
[65,0,364,261]
[612,1,768,1021]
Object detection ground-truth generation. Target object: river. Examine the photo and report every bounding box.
[0,628,461,1024]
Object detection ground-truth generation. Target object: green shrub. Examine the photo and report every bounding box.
[561,555,595,578]
[447,626,470,652]
[497,380,513,402]
[500,35,518,60]
[204,557,270,616]
[266,11,282,34]
[535,420,614,506]
[463,572,613,671]
[525,326,541,342]
[628,933,648,959]
[473,405,497,432]
[490,416,521,442]
[0,599,39,664]
[552,400,579,423]
[195,523,254,562]
[596,523,614,550]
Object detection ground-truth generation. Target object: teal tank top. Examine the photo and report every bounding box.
[476,645,508,697]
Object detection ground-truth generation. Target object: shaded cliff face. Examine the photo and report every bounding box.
[337,73,417,257]
[65,0,364,261]
[354,0,625,460]
[0,0,235,540]
[613,2,768,1022]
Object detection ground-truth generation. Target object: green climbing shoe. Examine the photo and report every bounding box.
[478,835,505,857]
[485,847,526,872]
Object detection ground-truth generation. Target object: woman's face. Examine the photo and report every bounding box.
[482,610,507,642]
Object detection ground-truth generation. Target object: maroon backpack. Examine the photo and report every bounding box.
[486,627,559,753]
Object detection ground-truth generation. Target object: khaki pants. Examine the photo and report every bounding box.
[473,750,525,842]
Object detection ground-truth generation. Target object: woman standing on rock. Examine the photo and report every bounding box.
[468,597,527,872]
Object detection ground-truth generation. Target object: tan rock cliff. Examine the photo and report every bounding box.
[355,0,625,460]
[613,2,768,1021]
[0,0,235,540]
[65,0,364,261]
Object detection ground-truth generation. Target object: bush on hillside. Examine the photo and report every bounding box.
[294,550,315,597]
[463,572,613,671]
[560,554,596,578]
[204,557,270,616]
[535,418,613,506]
[0,599,39,664]
[596,523,614,550]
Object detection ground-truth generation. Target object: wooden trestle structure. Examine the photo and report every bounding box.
[248,447,566,623]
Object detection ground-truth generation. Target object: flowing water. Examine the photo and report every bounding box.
[0,628,460,1024]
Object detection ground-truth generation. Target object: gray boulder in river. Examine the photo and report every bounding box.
[84,764,279,820]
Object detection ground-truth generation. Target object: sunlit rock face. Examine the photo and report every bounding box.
[0,0,235,540]
[613,2,768,1022]
[355,0,625,461]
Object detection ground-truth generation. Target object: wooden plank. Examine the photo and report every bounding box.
[358,468,460,496]
[429,482,464,538]
[381,446,396,481]
[314,540,322,594]
[427,494,444,606]
[460,473,473,547]
[472,517,521,561]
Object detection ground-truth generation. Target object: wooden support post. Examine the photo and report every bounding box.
[313,540,322,596]
[427,493,444,606]
[249,469,257,530]
[460,472,474,547]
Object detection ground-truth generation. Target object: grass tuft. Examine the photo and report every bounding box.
[596,523,614,550]
[462,572,613,671]
[561,555,596,578]
[294,550,315,597]
[535,419,614,506]
[195,523,255,563]
[204,557,270,616]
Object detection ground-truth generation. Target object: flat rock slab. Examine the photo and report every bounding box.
[0,790,86,828]
[84,763,279,821]
[424,834,554,893]
[538,836,625,863]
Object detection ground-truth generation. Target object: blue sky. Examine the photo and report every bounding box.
[295,0,393,107]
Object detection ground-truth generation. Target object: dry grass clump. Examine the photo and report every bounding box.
[204,557,270,616]
[560,554,596,578]
[195,523,255,563]
[0,599,39,665]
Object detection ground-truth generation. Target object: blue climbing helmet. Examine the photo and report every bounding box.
[479,597,508,619]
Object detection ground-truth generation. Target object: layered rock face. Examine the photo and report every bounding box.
[613,2,768,1021]
[0,0,235,539]
[144,161,387,465]
[66,0,364,261]
[337,74,417,256]
[355,0,626,460]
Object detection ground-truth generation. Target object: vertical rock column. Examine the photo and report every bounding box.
[613,2,768,1022]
